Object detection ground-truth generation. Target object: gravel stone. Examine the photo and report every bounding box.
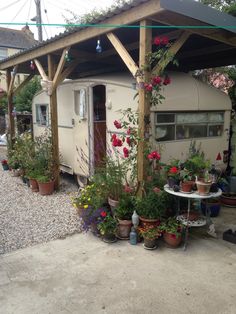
[0,147,82,254]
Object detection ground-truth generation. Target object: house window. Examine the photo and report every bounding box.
[0,48,7,60]
[74,89,86,119]
[36,104,48,125]
[155,112,224,142]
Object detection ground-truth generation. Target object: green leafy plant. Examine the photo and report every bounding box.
[160,217,183,237]
[138,226,162,240]
[36,174,52,183]
[97,212,117,236]
[136,190,166,219]
[114,193,136,220]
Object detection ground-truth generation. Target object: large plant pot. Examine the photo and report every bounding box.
[167,177,179,188]
[108,197,119,214]
[29,178,39,192]
[220,193,236,207]
[38,180,54,195]
[201,199,221,217]
[139,216,160,229]
[163,232,182,248]
[117,219,132,239]
[143,237,157,250]
[196,181,212,195]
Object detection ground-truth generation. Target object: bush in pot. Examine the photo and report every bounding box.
[160,217,183,248]
[97,212,117,243]
[138,226,162,249]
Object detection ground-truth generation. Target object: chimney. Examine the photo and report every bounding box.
[21,24,34,39]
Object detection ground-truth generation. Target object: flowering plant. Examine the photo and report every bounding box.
[97,212,117,236]
[1,159,8,165]
[138,226,162,240]
[160,217,183,238]
[143,35,178,106]
[80,207,109,233]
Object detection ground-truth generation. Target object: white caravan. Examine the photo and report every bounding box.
[32,72,232,184]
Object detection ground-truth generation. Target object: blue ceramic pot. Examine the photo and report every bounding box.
[201,199,221,217]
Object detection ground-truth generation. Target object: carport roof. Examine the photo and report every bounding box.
[0,0,236,76]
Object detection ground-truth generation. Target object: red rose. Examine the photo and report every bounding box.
[151,151,161,160]
[161,36,169,45]
[163,76,171,85]
[126,137,131,146]
[112,138,123,147]
[101,211,107,217]
[123,147,129,158]
[147,153,153,160]
[152,76,162,86]
[144,83,153,92]
[153,36,161,46]
[114,120,122,129]
[127,128,131,135]
[111,134,117,141]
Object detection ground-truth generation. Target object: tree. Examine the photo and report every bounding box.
[14,77,41,112]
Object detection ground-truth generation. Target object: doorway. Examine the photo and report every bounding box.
[92,85,106,167]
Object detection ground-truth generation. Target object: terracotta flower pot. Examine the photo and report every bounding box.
[29,178,39,192]
[220,193,236,207]
[139,216,160,229]
[180,181,194,193]
[163,232,182,248]
[38,180,54,195]
[196,180,212,195]
[117,219,132,239]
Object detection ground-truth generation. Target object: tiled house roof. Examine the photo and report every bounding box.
[0,26,37,49]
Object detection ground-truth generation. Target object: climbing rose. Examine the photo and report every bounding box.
[112,138,123,147]
[123,147,129,158]
[153,36,161,46]
[111,134,117,140]
[163,76,171,85]
[114,120,122,129]
[126,137,131,146]
[127,128,131,135]
[101,211,107,217]
[152,76,162,86]
[144,83,153,92]
[147,151,161,160]
[161,36,169,45]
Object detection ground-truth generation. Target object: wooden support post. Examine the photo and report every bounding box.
[6,69,15,147]
[48,54,60,189]
[137,20,152,196]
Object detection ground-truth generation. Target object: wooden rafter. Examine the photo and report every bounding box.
[34,59,49,81]
[13,73,34,95]
[107,32,141,81]
[52,47,70,88]
[7,65,18,97]
[152,31,190,75]
[57,59,80,85]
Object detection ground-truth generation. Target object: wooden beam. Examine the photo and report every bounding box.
[137,20,152,196]
[6,69,15,145]
[56,59,80,85]
[13,73,34,95]
[107,32,140,80]
[52,47,70,88]
[7,65,18,97]
[152,31,190,75]
[0,0,162,70]
[48,54,60,189]
[34,59,49,80]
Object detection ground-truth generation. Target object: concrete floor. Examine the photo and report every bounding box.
[1,206,236,314]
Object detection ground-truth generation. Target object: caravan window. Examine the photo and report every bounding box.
[74,89,86,119]
[155,112,224,142]
[36,104,48,125]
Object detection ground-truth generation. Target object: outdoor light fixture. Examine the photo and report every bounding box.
[96,39,102,53]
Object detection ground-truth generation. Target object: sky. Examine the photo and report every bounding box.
[0,0,115,40]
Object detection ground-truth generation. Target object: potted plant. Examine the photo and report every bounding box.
[136,190,165,228]
[201,198,221,217]
[26,168,41,192]
[97,212,117,243]
[179,169,194,193]
[138,226,161,250]
[164,161,180,188]
[195,170,212,195]
[115,193,136,239]
[1,159,9,171]
[36,174,55,195]
[160,217,183,248]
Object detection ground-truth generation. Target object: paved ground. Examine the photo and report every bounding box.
[1,208,236,314]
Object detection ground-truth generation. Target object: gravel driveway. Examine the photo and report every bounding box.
[0,147,82,254]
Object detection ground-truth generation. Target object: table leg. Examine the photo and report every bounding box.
[183,198,191,250]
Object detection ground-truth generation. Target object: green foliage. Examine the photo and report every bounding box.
[36,174,52,183]
[97,213,117,235]
[138,226,161,240]
[114,193,136,220]
[14,77,41,112]
[0,95,7,115]
[160,217,183,237]
[136,190,166,219]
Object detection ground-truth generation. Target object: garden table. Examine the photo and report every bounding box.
[164,185,222,250]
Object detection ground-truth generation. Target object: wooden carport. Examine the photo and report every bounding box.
[0,0,236,190]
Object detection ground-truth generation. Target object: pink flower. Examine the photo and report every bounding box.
[123,147,129,158]
[163,76,171,85]
[114,120,122,129]
[153,36,161,46]
[152,76,162,86]
[161,36,169,45]
[144,83,153,92]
